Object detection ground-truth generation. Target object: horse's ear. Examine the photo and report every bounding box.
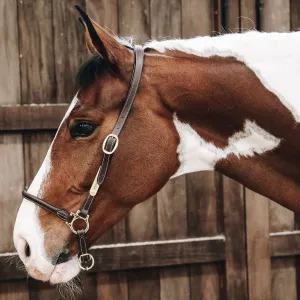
[75,5,131,64]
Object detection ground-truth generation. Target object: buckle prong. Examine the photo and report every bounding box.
[66,210,89,234]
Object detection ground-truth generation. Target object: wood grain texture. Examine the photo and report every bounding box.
[53,0,86,103]
[0,237,225,281]
[0,104,67,131]
[186,172,223,300]
[18,0,60,297]
[262,2,296,300]
[97,272,128,300]
[240,0,257,31]
[157,176,190,300]
[290,0,300,31]
[225,0,240,32]
[0,1,28,299]
[182,0,213,37]
[150,0,181,40]
[119,0,150,43]
[223,176,248,300]
[87,0,118,33]
[263,0,290,32]
[0,280,29,300]
[246,190,271,300]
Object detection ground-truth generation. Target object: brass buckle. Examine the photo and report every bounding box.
[102,134,119,155]
[78,253,95,271]
[66,210,89,234]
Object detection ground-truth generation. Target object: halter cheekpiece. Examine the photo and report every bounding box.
[22,45,145,271]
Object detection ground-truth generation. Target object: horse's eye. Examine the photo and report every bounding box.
[70,121,97,138]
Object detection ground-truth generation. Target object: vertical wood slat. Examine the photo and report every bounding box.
[262,1,296,300]
[290,0,300,31]
[53,0,86,103]
[18,0,57,298]
[187,172,223,300]
[223,176,248,300]
[157,176,189,300]
[0,1,29,299]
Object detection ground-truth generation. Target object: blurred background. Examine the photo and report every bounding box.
[1,0,300,299]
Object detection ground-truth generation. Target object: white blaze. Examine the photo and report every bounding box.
[13,95,80,283]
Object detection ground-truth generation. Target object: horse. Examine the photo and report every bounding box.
[13,6,300,284]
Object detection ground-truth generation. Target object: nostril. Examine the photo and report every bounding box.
[55,252,70,265]
[25,243,31,258]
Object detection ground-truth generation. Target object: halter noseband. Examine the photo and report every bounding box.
[22,45,144,271]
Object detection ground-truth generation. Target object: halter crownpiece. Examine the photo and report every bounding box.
[22,45,144,271]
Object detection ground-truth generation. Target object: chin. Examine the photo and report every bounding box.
[49,256,81,284]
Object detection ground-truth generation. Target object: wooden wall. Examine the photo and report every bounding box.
[1,1,300,299]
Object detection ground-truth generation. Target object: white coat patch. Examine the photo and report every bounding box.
[172,116,281,177]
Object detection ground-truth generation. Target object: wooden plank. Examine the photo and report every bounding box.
[263,0,290,32]
[246,190,271,300]
[119,0,150,43]
[127,269,160,300]
[261,2,296,300]
[240,0,257,31]
[0,237,225,281]
[0,0,29,299]
[97,271,128,300]
[224,0,240,33]
[53,0,86,103]
[290,0,300,31]
[157,177,190,300]
[182,0,213,37]
[186,172,223,300]
[270,231,300,257]
[223,176,248,300]
[0,280,29,300]
[0,104,68,131]
[87,0,118,32]
[18,0,57,297]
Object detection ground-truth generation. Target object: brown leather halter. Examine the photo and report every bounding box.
[22,45,144,270]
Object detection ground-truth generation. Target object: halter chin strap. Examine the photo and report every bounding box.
[22,45,144,271]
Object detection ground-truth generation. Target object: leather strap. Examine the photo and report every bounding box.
[79,45,144,218]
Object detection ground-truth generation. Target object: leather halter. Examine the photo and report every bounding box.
[22,45,144,271]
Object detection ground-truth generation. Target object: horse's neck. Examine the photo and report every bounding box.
[151,32,300,213]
